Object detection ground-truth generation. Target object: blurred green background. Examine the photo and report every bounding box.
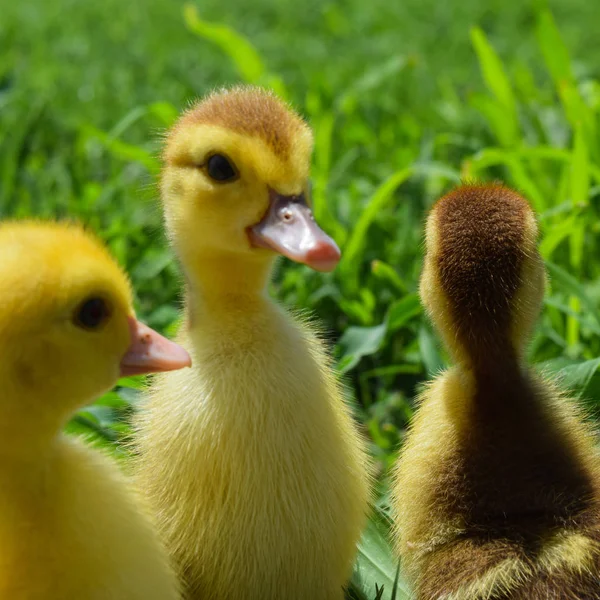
[2,0,600,597]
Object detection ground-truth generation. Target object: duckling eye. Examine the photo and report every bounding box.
[206,154,238,183]
[74,297,111,331]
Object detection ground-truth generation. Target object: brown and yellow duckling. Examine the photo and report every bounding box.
[133,86,371,600]
[392,184,600,599]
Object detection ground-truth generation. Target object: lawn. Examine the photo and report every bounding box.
[2,0,600,597]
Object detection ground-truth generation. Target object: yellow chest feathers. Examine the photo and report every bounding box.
[136,300,369,503]
[146,303,357,449]
[134,301,371,598]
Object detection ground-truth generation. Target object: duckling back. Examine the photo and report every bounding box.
[392,184,600,599]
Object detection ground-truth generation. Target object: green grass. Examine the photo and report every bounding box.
[3,1,600,597]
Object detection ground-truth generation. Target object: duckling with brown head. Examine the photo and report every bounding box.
[392,184,600,599]
[133,86,371,600]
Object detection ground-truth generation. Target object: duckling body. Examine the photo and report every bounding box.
[0,436,177,599]
[392,185,600,599]
[134,87,370,600]
[0,222,189,599]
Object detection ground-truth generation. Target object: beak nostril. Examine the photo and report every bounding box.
[281,209,294,222]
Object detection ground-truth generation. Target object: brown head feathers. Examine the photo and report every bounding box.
[172,86,309,160]
[422,183,545,373]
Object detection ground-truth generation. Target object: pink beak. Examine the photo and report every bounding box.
[120,316,192,377]
[248,188,341,272]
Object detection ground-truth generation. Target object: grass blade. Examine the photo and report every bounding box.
[470,27,518,145]
[546,262,600,329]
[352,514,411,600]
[340,167,412,290]
[183,4,264,82]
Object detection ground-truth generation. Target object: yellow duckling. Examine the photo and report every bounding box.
[392,184,600,599]
[0,221,191,600]
[133,86,371,600]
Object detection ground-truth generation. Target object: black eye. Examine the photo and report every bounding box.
[74,297,111,330]
[206,154,238,182]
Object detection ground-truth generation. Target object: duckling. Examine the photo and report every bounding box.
[0,221,191,599]
[133,86,371,600]
[392,183,600,599]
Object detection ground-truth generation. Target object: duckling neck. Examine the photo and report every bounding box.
[183,252,275,316]
[0,419,59,463]
[0,389,65,460]
[454,338,535,414]
[461,338,522,382]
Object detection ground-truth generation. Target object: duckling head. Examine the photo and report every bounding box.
[161,86,340,283]
[420,184,545,372]
[0,222,190,437]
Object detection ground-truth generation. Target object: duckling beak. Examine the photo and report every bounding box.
[248,189,341,272]
[120,316,192,377]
